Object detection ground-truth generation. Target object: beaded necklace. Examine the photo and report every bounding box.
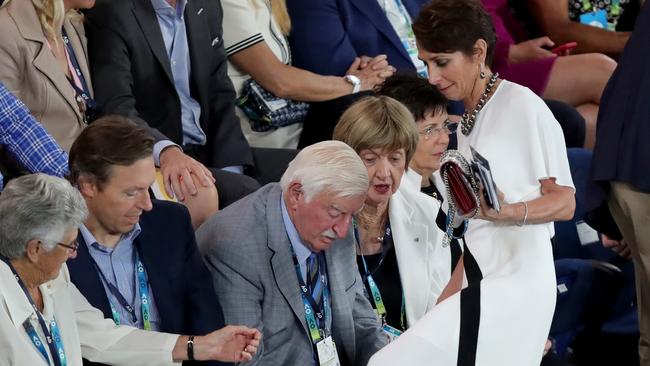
[460,72,499,136]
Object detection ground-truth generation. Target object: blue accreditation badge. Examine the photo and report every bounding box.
[579,9,608,29]
[382,324,403,342]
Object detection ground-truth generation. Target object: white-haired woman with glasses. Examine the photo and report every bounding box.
[333,96,449,340]
[0,174,260,366]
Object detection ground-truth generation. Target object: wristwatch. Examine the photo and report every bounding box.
[344,75,361,94]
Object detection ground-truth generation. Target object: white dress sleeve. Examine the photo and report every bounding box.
[532,98,575,190]
[222,0,264,56]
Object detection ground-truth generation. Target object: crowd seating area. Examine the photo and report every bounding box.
[0,0,646,365]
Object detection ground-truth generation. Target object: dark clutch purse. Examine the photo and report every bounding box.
[440,150,481,219]
[235,79,309,132]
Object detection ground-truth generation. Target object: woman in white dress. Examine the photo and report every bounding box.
[369,0,576,365]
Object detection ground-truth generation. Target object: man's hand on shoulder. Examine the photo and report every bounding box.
[159,146,215,201]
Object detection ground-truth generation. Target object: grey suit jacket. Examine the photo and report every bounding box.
[197,183,386,366]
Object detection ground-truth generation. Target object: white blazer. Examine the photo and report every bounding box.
[389,169,451,327]
[0,262,179,366]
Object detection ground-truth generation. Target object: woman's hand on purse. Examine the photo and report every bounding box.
[476,185,511,222]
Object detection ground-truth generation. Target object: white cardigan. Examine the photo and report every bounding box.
[389,169,451,327]
[0,262,179,366]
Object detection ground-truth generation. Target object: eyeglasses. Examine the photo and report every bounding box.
[418,120,458,140]
[56,239,80,253]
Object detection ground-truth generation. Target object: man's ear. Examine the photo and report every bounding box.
[285,182,304,210]
[77,174,98,198]
[24,239,42,264]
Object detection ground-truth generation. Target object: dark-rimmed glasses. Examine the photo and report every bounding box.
[56,239,80,253]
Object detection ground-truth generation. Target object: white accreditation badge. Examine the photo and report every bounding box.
[316,336,341,366]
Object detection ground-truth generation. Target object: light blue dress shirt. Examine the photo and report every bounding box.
[280,197,312,282]
[80,224,162,331]
[280,197,332,338]
[151,0,206,146]
[150,0,243,174]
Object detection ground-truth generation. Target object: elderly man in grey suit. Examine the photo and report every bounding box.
[197,140,387,365]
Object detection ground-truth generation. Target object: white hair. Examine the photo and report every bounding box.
[0,174,88,259]
[280,140,369,202]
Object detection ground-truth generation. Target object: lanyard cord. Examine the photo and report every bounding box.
[88,249,153,330]
[288,246,331,344]
[61,29,95,111]
[353,219,407,331]
[0,256,67,366]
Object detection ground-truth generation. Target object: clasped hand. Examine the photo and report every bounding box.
[346,54,396,91]
[193,326,262,362]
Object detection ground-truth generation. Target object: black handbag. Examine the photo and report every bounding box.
[235,79,309,132]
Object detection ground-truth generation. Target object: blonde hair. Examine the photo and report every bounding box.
[270,0,291,36]
[250,0,291,36]
[333,96,419,169]
[31,0,82,44]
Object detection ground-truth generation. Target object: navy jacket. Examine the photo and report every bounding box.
[585,1,650,237]
[68,200,228,366]
[287,0,429,76]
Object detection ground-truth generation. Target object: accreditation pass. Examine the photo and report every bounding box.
[316,336,341,366]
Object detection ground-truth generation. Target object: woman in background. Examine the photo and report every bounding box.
[223,0,395,149]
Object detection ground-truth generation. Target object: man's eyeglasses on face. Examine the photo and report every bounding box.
[56,239,80,253]
[418,120,458,140]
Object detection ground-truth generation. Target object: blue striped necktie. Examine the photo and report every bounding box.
[307,253,323,306]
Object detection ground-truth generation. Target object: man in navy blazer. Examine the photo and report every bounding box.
[66,116,228,366]
[587,1,650,363]
[287,0,429,77]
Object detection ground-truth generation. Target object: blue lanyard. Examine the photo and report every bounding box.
[23,317,67,366]
[353,220,408,331]
[393,0,412,24]
[0,256,67,366]
[61,29,96,114]
[90,250,153,330]
[289,248,331,344]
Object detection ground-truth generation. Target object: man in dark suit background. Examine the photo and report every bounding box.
[66,116,228,366]
[86,0,295,208]
[587,1,650,364]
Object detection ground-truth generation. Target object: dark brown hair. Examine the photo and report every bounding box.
[68,115,155,187]
[377,72,448,121]
[413,0,497,66]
